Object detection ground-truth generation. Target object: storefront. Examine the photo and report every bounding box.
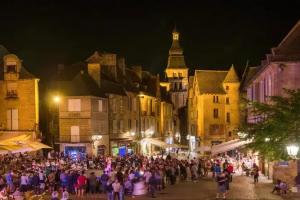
[110,139,135,157]
[60,143,91,159]
[141,138,167,155]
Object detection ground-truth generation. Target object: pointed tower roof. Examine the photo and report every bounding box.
[223,65,239,83]
[167,26,186,68]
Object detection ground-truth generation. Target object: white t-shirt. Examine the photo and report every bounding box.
[20,176,29,185]
[112,182,121,192]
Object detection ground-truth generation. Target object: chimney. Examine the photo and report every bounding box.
[118,57,126,76]
[86,51,102,87]
[102,53,117,81]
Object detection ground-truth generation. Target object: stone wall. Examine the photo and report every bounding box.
[273,160,298,186]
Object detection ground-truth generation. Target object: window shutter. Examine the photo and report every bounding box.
[98,100,103,112]
[70,126,80,142]
[7,110,12,130]
[12,109,18,130]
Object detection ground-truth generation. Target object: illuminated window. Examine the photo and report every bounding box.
[68,99,81,111]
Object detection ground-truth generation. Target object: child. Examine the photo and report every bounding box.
[61,188,69,200]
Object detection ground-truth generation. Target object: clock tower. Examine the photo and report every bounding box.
[163,27,189,144]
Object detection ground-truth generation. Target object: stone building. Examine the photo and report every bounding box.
[0,45,39,140]
[161,27,189,144]
[86,51,139,156]
[48,51,161,156]
[50,71,109,156]
[160,87,174,144]
[242,20,300,185]
[188,66,240,152]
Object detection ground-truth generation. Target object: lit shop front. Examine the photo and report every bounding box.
[110,140,135,157]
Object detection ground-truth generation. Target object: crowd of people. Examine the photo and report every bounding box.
[0,150,263,200]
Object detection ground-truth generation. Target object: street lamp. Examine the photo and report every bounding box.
[53,95,61,103]
[137,93,144,153]
[49,94,61,148]
[286,144,299,158]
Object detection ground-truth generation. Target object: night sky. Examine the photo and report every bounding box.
[0,0,299,78]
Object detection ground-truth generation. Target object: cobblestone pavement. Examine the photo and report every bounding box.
[69,175,299,200]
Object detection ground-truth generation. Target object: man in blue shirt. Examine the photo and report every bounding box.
[5,170,14,192]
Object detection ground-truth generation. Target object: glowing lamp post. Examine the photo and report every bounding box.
[53,95,61,103]
[286,144,299,159]
[91,135,103,149]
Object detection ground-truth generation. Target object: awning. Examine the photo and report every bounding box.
[0,134,52,154]
[196,146,211,152]
[141,138,167,148]
[211,139,251,155]
[141,138,188,149]
[0,134,31,146]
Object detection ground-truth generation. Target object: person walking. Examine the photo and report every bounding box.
[227,163,234,182]
[253,163,259,184]
[20,172,29,192]
[216,172,227,199]
[88,172,97,194]
[148,171,157,198]
[106,178,114,200]
[112,179,121,200]
[77,171,87,197]
[100,171,110,193]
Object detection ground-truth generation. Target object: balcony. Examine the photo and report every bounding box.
[6,90,18,99]
[59,111,91,119]
[58,134,92,143]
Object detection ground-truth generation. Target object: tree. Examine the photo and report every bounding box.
[241,89,300,160]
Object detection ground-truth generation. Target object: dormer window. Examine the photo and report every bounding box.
[6,61,17,73]
[7,65,17,73]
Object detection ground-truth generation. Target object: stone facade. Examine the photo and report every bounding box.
[160,100,174,142]
[188,66,240,151]
[0,48,39,140]
[243,20,300,184]
[58,96,109,156]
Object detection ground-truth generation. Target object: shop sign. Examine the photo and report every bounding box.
[277,161,289,167]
